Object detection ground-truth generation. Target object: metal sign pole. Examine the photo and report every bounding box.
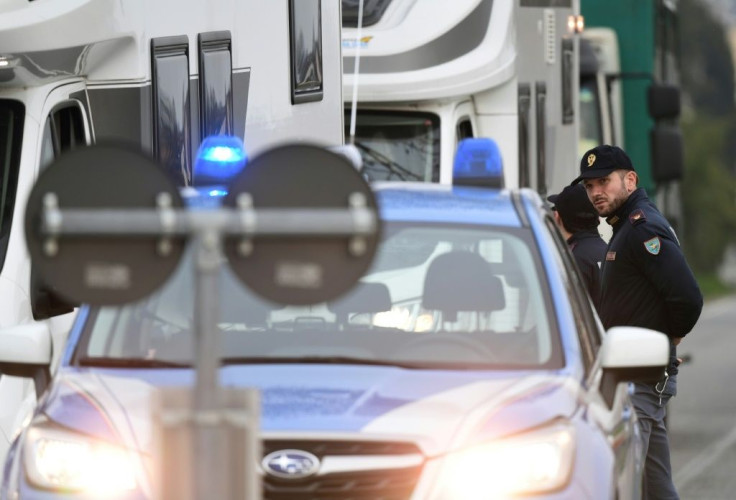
[192,228,226,500]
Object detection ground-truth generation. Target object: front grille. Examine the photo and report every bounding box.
[263,440,422,457]
[262,440,424,500]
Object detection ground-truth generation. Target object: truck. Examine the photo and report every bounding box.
[341,0,583,196]
[0,0,344,461]
[579,0,684,228]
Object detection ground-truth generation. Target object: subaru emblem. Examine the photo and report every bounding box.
[262,449,320,479]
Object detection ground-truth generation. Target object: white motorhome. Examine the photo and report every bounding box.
[341,0,581,195]
[0,0,343,459]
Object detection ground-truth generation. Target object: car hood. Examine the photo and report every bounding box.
[43,365,580,457]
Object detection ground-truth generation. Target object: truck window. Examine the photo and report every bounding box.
[345,110,440,182]
[152,36,192,186]
[579,78,603,157]
[289,0,323,103]
[0,100,24,273]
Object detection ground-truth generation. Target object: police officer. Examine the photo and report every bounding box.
[572,145,703,500]
[547,184,607,309]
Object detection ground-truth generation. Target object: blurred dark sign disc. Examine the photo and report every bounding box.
[25,144,185,305]
[223,144,380,305]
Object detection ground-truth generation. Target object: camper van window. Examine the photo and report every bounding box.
[289,0,324,104]
[341,0,392,28]
[518,84,531,188]
[0,100,24,272]
[456,119,474,142]
[40,105,86,170]
[198,32,234,138]
[152,36,192,186]
[561,38,575,125]
[579,79,603,157]
[344,110,440,182]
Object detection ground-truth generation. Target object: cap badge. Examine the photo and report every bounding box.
[644,237,661,255]
[587,154,596,167]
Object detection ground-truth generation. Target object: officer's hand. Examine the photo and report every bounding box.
[673,336,683,346]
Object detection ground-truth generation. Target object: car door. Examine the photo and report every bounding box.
[0,80,93,462]
[542,214,642,499]
[36,81,92,368]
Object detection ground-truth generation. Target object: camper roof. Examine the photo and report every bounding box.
[342,0,515,102]
[0,0,253,88]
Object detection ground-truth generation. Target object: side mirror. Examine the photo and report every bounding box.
[31,267,76,320]
[648,83,681,120]
[650,124,684,182]
[599,326,669,407]
[0,323,52,399]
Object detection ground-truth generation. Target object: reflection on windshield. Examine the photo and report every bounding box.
[346,111,440,182]
[80,224,562,370]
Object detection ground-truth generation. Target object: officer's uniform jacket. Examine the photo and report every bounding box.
[568,229,606,310]
[599,188,703,376]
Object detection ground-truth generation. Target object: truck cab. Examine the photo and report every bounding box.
[342,0,582,195]
[0,0,344,461]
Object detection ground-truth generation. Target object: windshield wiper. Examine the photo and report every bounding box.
[353,141,423,181]
[220,356,426,369]
[77,357,191,368]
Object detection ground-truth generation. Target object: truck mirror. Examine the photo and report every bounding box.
[31,277,76,320]
[648,83,681,120]
[650,124,684,182]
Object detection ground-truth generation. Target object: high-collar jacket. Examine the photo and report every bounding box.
[600,188,703,376]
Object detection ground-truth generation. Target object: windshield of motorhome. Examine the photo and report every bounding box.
[346,110,440,183]
[0,101,23,271]
[78,222,562,370]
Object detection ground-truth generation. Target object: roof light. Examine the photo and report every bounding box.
[194,135,248,186]
[453,138,504,188]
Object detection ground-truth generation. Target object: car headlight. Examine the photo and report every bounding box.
[23,422,141,494]
[432,422,575,498]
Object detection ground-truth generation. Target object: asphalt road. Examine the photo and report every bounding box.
[669,294,736,499]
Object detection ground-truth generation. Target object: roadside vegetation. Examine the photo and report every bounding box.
[679,0,736,299]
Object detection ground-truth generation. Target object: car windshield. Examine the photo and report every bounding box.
[0,100,24,272]
[77,222,563,370]
[346,110,440,182]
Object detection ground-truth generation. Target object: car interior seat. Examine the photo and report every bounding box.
[327,281,392,328]
[422,251,505,323]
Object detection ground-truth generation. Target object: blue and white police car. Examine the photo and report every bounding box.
[0,139,669,499]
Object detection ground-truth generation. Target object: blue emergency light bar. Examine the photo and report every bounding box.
[194,135,248,187]
[453,137,504,188]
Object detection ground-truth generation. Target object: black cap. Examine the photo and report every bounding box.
[547,184,599,228]
[571,145,634,185]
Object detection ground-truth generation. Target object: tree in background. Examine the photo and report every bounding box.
[679,0,736,274]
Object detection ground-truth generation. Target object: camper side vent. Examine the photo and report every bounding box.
[544,9,556,65]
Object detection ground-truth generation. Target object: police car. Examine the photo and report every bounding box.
[0,139,669,499]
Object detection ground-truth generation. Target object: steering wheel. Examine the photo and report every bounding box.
[391,333,500,363]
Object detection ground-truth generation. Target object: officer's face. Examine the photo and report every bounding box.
[582,170,636,217]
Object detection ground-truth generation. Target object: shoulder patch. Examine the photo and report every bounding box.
[629,209,647,225]
[643,236,661,255]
